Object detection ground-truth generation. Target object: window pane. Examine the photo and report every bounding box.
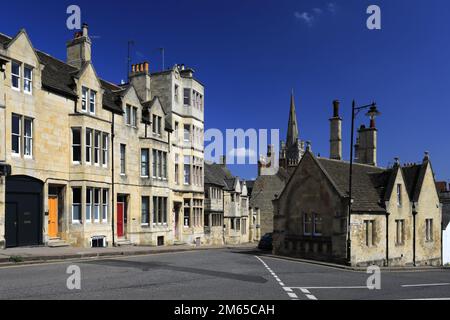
[72,128,81,162]
[142,197,149,224]
[12,114,20,134]
[24,119,32,156]
[89,91,96,113]
[82,87,88,111]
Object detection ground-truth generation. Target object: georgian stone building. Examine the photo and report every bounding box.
[0,24,204,248]
[273,101,442,267]
[204,160,259,245]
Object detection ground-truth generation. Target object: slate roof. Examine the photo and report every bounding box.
[309,155,429,213]
[204,163,234,187]
[250,168,289,209]
[100,79,124,114]
[316,158,387,212]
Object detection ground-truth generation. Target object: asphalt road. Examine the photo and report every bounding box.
[0,248,449,300]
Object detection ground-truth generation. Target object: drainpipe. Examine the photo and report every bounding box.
[413,208,417,266]
[111,113,116,247]
[385,212,390,266]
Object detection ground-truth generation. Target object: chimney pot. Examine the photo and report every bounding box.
[144,62,149,73]
[333,100,340,118]
[132,64,135,73]
[82,23,89,37]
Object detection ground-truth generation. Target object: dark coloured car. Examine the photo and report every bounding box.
[258,233,273,251]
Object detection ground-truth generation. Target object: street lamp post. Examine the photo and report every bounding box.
[346,100,381,263]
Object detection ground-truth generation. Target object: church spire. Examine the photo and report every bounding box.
[286,89,299,147]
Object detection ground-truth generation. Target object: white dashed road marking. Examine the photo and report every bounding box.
[255,256,317,300]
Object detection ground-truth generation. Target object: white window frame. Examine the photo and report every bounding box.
[93,188,100,223]
[72,128,82,164]
[86,188,93,223]
[94,131,101,166]
[11,61,21,91]
[81,87,88,112]
[132,107,137,128]
[11,114,21,156]
[85,128,92,164]
[141,149,150,178]
[102,189,109,223]
[89,90,96,114]
[23,66,33,94]
[102,133,108,167]
[120,144,126,175]
[71,187,82,224]
[23,117,33,158]
[184,88,191,106]
[141,196,150,226]
[184,156,191,185]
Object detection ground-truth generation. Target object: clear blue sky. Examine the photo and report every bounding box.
[2,0,450,181]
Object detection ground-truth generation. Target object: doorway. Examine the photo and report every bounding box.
[48,196,58,238]
[5,176,43,248]
[173,202,182,241]
[117,195,128,238]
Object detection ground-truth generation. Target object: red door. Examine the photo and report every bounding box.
[117,203,124,238]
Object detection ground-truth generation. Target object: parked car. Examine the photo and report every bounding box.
[258,233,273,251]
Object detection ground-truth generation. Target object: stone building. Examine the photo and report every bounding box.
[436,182,450,264]
[250,92,302,237]
[0,25,204,248]
[204,159,258,245]
[273,101,442,267]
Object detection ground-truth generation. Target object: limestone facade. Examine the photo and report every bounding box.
[0,26,204,248]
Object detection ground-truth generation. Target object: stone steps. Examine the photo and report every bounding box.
[47,239,70,248]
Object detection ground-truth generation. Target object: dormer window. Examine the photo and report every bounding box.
[81,87,96,114]
[125,105,137,127]
[152,115,162,136]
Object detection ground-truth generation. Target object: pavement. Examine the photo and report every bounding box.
[0,247,449,300]
[0,243,256,265]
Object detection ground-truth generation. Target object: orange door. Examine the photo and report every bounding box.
[48,197,58,238]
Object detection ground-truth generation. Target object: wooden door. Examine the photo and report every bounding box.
[48,197,58,238]
[117,202,124,238]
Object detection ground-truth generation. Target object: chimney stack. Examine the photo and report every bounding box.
[329,100,342,160]
[220,156,227,167]
[356,124,377,166]
[66,22,92,69]
[129,61,151,102]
